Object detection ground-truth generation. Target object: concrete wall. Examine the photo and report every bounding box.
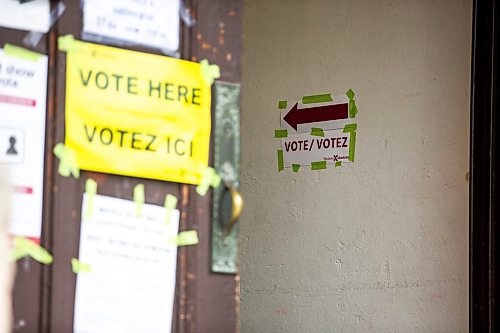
[239,1,471,332]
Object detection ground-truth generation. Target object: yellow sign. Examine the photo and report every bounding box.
[64,40,211,184]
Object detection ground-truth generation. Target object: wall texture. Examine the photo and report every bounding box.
[240,1,471,332]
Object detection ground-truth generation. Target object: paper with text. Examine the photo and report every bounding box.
[73,194,180,333]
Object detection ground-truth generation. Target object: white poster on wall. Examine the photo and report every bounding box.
[73,194,180,333]
[82,0,180,51]
[0,0,50,33]
[0,48,48,241]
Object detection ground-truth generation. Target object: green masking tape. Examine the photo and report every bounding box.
[200,59,221,85]
[168,230,199,246]
[343,123,357,133]
[274,129,288,138]
[335,161,342,167]
[4,44,42,61]
[343,123,357,162]
[346,89,358,118]
[164,194,178,225]
[133,184,145,217]
[10,237,53,264]
[196,166,221,196]
[277,150,284,172]
[348,132,356,162]
[310,128,324,137]
[71,258,92,273]
[53,143,80,179]
[278,101,288,109]
[292,164,300,172]
[302,93,333,104]
[346,89,355,100]
[311,161,327,170]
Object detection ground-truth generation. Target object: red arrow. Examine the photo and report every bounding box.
[283,102,348,130]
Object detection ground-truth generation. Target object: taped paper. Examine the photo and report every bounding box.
[72,258,92,273]
[53,143,80,178]
[302,93,333,104]
[3,44,41,61]
[22,2,66,48]
[200,59,220,85]
[168,230,199,246]
[133,184,145,217]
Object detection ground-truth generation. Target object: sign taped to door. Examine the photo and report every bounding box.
[61,38,212,184]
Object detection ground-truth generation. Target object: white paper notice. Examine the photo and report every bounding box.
[282,129,351,167]
[83,0,180,51]
[0,49,48,240]
[73,194,180,333]
[0,0,50,33]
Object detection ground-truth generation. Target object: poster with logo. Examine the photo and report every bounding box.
[0,48,48,241]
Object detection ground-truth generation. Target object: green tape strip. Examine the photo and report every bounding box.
[53,143,80,179]
[343,123,357,162]
[310,128,324,137]
[200,59,221,85]
[335,161,342,167]
[133,184,145,217]
[85,178,98,220]
[168,230,199,246]
[302,94,333,104]
[346,89,358,118]
[346,89,355,100]
[58,34,75,52]
[311,161,327,170]
[278,101,287,109]
[349,100,358,118]
[277,150,284,172]
[343,123,357,133]
[292,164,300,172]
[196,166,221,196]
[9,237,53,264]
[71,258,92,273]
[348,132,356,162]
[274,129,288,138]
[4,44,42,61]
[164,194,178,225]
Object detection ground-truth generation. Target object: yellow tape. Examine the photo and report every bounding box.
[133,184,145,217]
[53,143,80,178]
[168,230,199,246]
[71,258,92,273]
[9,237,53,264]
[200,59,221,85]
[4,43,42,61]
[164,194,178,225]
[196,167,221,196]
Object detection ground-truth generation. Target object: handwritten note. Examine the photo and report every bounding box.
[73,194,180,333]
[83,0,180,51]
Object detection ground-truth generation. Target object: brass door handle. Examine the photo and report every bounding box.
[219,182,243,234]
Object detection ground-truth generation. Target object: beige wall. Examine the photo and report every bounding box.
[240,0,471,332]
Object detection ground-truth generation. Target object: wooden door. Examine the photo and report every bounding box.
[1,0,242,332]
